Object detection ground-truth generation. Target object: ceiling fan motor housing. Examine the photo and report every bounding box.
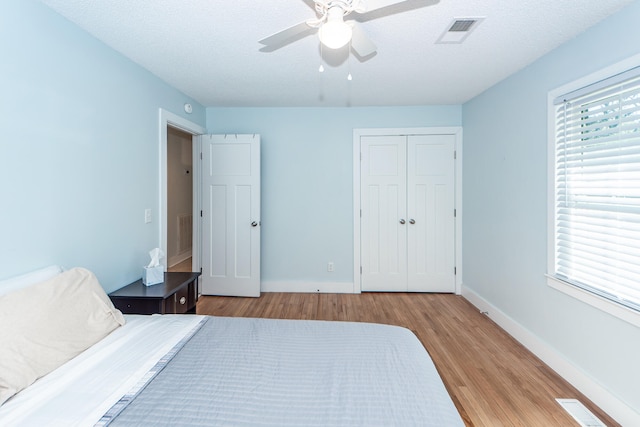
[315,0,361,17]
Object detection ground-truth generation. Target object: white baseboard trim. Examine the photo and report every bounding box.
[168,251,192,268]
[261,281,358,294]
[461,285,639,426]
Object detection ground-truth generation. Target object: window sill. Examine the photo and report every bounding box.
[546,275,640,329]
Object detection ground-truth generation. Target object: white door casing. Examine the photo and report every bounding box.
[201,134,261,297]
[159,109,206,276]
[356,128,460,293]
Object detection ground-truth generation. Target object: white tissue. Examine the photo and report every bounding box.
[147,248,164,268]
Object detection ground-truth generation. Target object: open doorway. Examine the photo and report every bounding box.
[158,108,206,277]
[167,126,193,272]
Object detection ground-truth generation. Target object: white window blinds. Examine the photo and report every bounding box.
[553,67,640,312]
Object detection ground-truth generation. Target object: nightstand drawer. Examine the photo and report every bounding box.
[165,285,190,314]
[114,298,163,315]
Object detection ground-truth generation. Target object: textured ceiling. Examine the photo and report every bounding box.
[41,0,635,107]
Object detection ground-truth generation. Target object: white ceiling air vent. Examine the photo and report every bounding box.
[436,17,484,44]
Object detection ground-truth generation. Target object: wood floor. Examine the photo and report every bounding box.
[168,257,192,272]
[197,292,618,427]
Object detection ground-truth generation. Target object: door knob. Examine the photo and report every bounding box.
[399,219,406,224]
[251,221,258,227]
[409,219,415,224]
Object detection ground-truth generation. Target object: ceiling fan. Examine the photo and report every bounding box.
[259,0,440,58]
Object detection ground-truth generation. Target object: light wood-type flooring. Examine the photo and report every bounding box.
[196,292,619,427]
[168,257,192,273]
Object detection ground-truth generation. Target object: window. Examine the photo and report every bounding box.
[549,63,640,319]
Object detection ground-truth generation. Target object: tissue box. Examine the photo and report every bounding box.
[142,265,164,286]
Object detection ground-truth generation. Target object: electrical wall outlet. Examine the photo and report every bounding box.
[327,262,334,272]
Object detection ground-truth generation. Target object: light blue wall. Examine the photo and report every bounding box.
[207,107,461,284]
[0,0,205,292]
[462,0,640,416]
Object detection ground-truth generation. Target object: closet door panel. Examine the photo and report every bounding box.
[361,136,408,291]
[407,135,455,292]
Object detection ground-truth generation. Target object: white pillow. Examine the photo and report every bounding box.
[0,265,63,297]
[0,267,125,406]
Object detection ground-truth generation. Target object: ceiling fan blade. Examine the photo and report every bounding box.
[300,0,318,11]
[356,0,439,22]
[259,21,314,47]
[350,23,377,58]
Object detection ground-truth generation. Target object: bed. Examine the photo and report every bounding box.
[0,266,465,426]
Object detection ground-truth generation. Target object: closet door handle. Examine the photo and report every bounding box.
[409,219,415,224]
[399,219,406,225]
[251,221,258,227]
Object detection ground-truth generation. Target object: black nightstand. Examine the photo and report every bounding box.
[109,272,201,314]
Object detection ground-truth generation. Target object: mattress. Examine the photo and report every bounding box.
[0,315,203,427]
[1,315,464,426]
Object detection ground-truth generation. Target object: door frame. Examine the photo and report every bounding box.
[353,127,463,294]
[159,109,206,275]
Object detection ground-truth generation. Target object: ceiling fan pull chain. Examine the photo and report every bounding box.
[347,38,353,81]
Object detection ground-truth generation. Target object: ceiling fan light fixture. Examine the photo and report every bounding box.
[318,6,352,49]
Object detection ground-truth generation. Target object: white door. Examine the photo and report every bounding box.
[407,135,455,292]
[360,134,455,292]
[360,136,408,291]
[201,135,261,297]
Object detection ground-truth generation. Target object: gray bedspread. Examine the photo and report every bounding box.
[104,316,464,426]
